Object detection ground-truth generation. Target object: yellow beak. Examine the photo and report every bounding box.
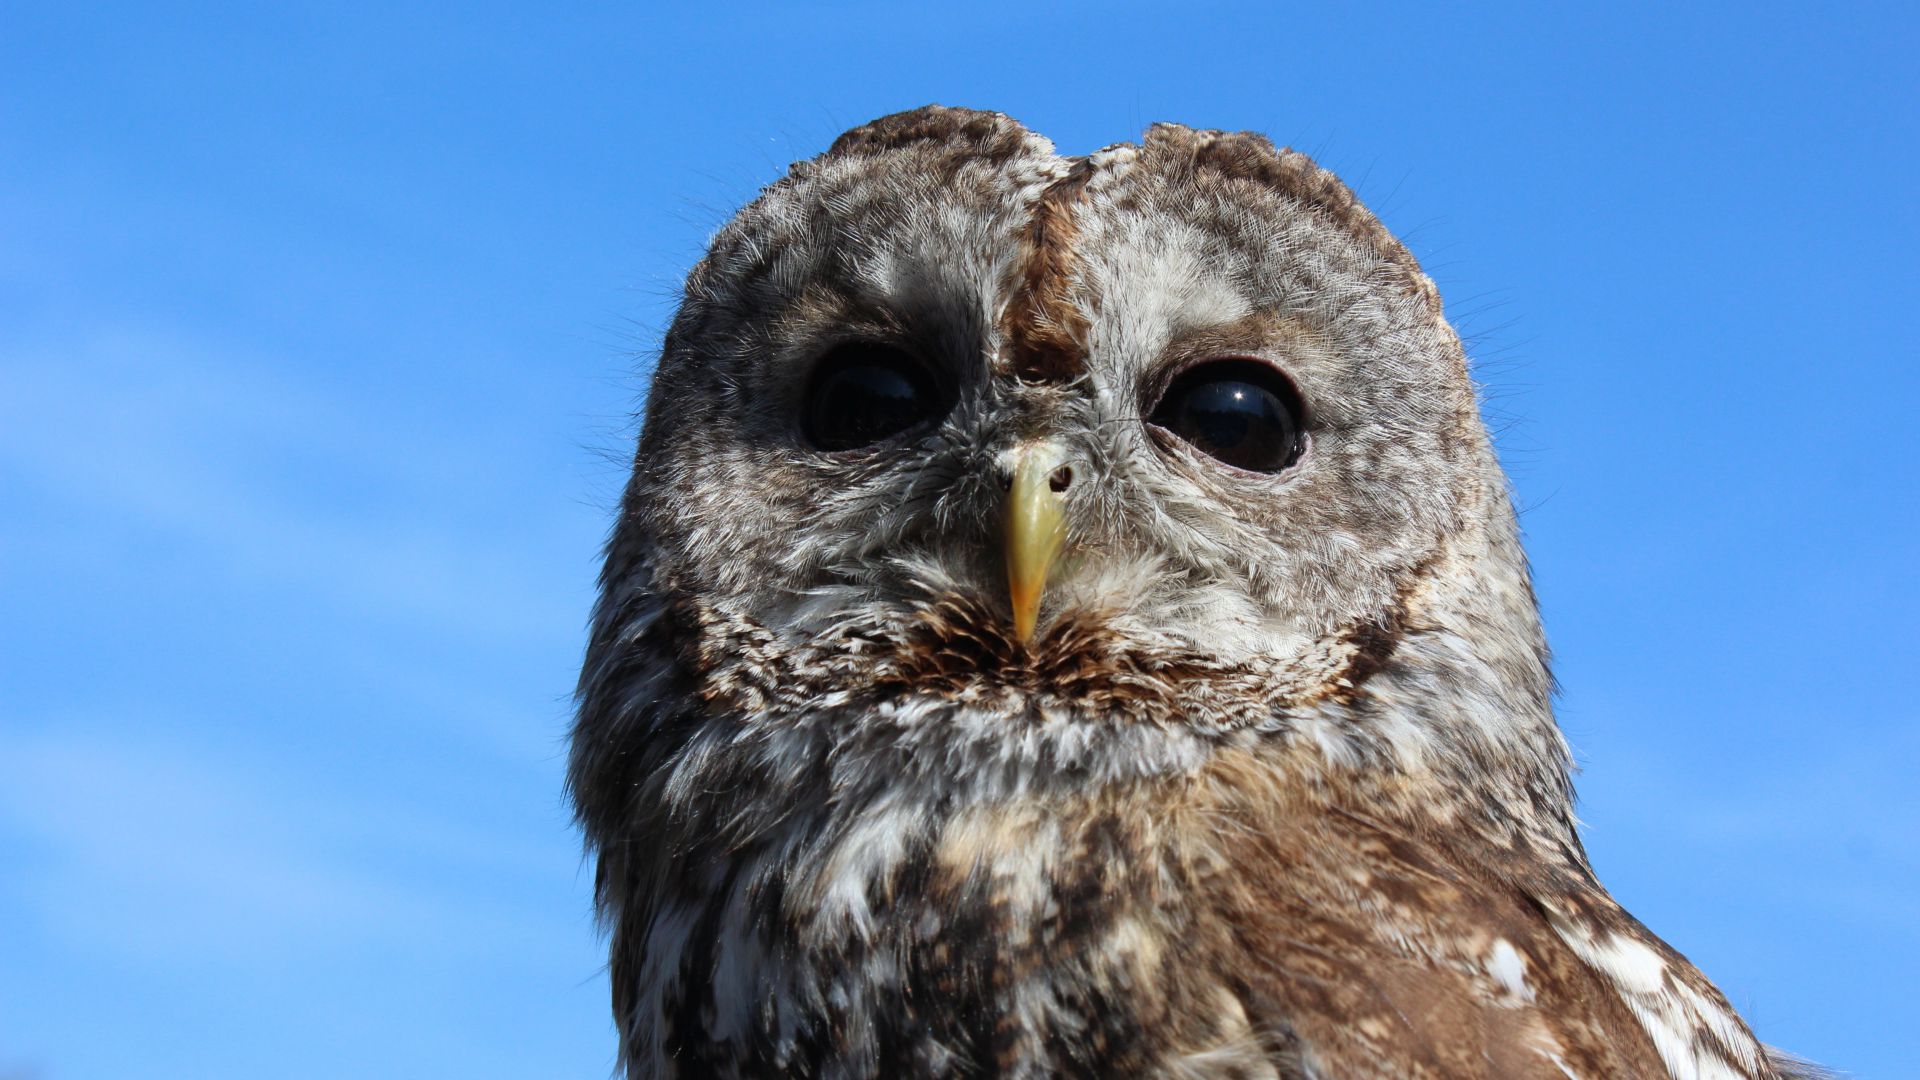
[1004,443,1070,644]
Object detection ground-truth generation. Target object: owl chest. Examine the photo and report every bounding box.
[640,798,1271,1079]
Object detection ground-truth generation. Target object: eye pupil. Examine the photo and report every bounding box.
[1181,382,1262,450]
[1148,360,1304,473]
[802,344,944,451]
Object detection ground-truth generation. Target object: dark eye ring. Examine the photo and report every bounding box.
[800,342,948,452]
[1145,358,1307,474]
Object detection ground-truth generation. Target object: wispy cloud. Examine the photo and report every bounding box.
[0,712,609,1078]
[1577,719,1920,939]
[0,326,594,645]
[0,719,583,969]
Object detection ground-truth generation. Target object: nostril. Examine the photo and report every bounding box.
[1048,465,1073,493]
[996,467,1015,492]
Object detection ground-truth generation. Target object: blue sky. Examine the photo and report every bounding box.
[2,3,1914,1076]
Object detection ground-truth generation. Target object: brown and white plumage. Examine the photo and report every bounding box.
[571,106,1819,1078]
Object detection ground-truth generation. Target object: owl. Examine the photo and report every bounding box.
[570,106,1824,1079]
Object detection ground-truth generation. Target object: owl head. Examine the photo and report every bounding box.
[577,105,1566,824]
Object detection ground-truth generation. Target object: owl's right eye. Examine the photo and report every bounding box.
[802,343,947,451]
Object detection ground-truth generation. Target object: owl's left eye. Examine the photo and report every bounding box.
[801,343,947,451]
[1146,358,1306,474]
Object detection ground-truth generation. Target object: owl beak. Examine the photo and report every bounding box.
[1003,442,1071,644]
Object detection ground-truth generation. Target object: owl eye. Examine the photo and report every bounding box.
[1147,359,1305,474]
[801,343,947,451]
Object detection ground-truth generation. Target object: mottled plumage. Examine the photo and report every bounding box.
[571,106,1819,1079]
